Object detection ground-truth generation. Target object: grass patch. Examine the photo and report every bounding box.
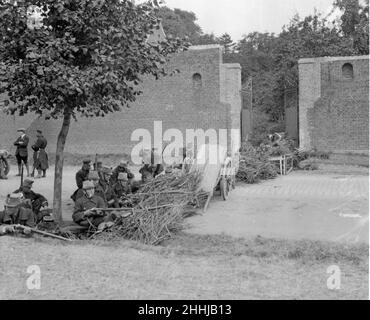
[161,233,369,267]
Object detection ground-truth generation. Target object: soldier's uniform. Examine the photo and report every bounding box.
[87,171,117,207]
[31,130,49,178]
[139,148,164,182]
[0,193,36,228]
[76,169,89,189]
[14,179,49,222]
[71,159,91,202]
[73,181,107,227]
[112,173,132,207]
[139,164,164,180]
[110,160,134,186]
[112,180,132,198]
[14,128,30,177]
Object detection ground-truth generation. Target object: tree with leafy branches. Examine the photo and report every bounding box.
[217,33,235,54]
[0,0,187,222]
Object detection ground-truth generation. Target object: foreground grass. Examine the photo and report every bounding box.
[0,233,368,300]
[162,233,369,268]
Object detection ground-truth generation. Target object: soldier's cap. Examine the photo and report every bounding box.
[83,159,91,164]
[118,172,128,181]
[17,128,26,133]
[23,179,34,187]
[36,129,42,134]
[83,180,95,190]
[5,193,23,208]
[101,167,112,175]
[88,171,100,181]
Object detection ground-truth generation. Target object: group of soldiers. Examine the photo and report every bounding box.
[0,128,51,234]
[0,128,49,180]
[70,153,168,229]
[0,138,194,233]
[0,178,50,235]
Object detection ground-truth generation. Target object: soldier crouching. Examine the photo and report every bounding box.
[0,193,36,235]
[72,180,112,228]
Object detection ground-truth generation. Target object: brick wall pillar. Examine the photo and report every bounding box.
[298,59,322,150]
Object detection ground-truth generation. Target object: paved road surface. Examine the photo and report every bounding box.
[187,171,369,244]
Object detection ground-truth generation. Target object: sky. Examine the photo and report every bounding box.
[159,0,337,41]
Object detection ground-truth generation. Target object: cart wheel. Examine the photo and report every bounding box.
[220,176,229,201]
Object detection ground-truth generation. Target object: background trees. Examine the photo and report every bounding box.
[158,1,369,143]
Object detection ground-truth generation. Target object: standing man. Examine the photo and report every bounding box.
[31,130,49,178]
[13,128,30,177]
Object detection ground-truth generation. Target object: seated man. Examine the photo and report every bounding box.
[71,159,91,202]
[99,167,117,208]
[112,173,132,207]
[88,171,106,203]
[139,148,164,182]
[13,179,49,223]
[0,193,36,228]
[99,166,111,188]
[72,180,109,228]
[110,159,134,186]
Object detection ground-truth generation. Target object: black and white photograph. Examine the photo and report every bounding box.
[0,0,369,303]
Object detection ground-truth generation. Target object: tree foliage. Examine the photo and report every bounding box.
[0,0,187,119]
[157,6,201,43]
[232,0,369,125]
[0,0,187,221]
[158,2,368,126]
[158,5,224,46]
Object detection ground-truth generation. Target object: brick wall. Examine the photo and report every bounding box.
[299,56,369,154]
[0,45,242,159]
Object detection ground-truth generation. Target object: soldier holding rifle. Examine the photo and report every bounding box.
[72,180,110,228]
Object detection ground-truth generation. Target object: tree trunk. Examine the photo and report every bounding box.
[53,111,71,223]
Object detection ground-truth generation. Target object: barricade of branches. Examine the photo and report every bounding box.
[236,142,278,184]
[92,170,205,245]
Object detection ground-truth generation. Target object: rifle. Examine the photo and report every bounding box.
[13,224,72,242]
[94,153,98,171]
[88,207,134,218]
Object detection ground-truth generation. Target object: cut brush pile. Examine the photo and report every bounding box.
[91,170,206,245]
[237,142,278,184]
